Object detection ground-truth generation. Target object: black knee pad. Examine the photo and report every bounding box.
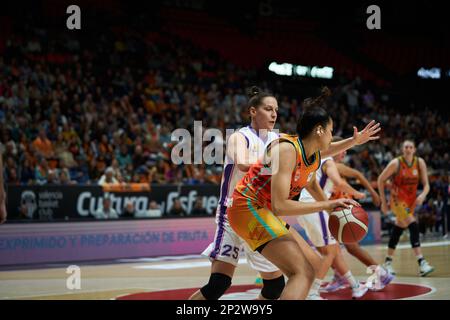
[200,273,231,300]
[388,225,404,249]
[261,275,285,300]
[408,222,421,248]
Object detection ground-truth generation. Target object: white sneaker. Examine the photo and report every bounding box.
[351,283,368,299]
[419,260,435,277]
[383,260,396,275]
[306,293,326,300]
[368,267,395,292]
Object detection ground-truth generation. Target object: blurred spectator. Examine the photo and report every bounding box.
[59,168,76,185]
[35,158,49,185]
[190,197,208,216]
[168,199,186,217]
[122,200,136,219]
[94,197,119,219]
[98,167,119,186]
[32,128,55,160]
[135,200,162,218]
[46,169,59,184]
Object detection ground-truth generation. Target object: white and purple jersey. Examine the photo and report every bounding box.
[297,156,337,247]
[299,156,334,202]
[215,126,279,224]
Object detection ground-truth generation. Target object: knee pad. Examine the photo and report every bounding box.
[261,275,285,300]
[388,225,404,249]
[408,222,420,248]
[200,273,231,300]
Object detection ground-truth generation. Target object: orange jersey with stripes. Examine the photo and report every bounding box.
[234,135,321,210]
[391,156,420,207]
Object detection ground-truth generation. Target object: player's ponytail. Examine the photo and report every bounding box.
[297,86,332,139]
[247,86,275,110]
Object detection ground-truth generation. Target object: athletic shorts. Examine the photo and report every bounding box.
[202,205,279,273]
[390,197,415,221]
[227,196,290,252]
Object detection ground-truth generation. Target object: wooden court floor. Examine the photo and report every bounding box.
[0,240,449,300]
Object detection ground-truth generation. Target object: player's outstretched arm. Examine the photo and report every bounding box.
[322,120,381,158]
[270,142,359,216]
[336,162,380,206]
[323,161,365,199]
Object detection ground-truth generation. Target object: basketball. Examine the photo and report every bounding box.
[328,205,369,244]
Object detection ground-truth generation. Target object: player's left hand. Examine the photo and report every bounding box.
[352,120,381,145]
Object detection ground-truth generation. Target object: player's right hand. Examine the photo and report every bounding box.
[327,198,360,210]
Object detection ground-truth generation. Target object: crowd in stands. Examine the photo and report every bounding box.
[0,22,448,226]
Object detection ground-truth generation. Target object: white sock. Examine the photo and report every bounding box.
[416,254,424,260]
[309,278,323,296]
[343,271,359,289]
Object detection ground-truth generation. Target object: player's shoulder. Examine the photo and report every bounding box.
[416,156,426,166]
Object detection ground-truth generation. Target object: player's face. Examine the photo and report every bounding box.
[252,97,278,131]
[402,141,416,156]
[318,119,333,151]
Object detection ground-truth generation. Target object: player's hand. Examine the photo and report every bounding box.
[327,198,360,211]
[352,120,381,146]
[371,192,381,207]
[380,201,389,215]
[415,194,426,206]
[354,192,366,200]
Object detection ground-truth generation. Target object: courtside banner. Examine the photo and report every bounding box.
[0,218,217,265]
[0,214,380,266]
[6,184,221,221]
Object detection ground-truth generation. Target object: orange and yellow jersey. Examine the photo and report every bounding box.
[233,135,321,211]
[391,156,420,208]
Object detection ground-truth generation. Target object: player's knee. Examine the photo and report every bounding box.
[408,222,421,248]
[302,259,315,283]
[200,273,231,300]
[261,275,285,300]
[388,225,404,249]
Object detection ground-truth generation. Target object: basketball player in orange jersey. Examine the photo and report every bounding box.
[319,137,394,293]
[190,87,324,300]
[378,140,434,276]
[228,87,381,299]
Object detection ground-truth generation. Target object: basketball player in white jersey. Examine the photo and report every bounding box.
[189,87,287,300]
[297,148,369,299]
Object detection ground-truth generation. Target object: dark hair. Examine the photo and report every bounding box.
[247,86,275,110]
[297,87,332,139]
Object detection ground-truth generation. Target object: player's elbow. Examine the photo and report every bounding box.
[271,198,284,214]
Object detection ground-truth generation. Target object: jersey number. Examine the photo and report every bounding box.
[222,245,239,259]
